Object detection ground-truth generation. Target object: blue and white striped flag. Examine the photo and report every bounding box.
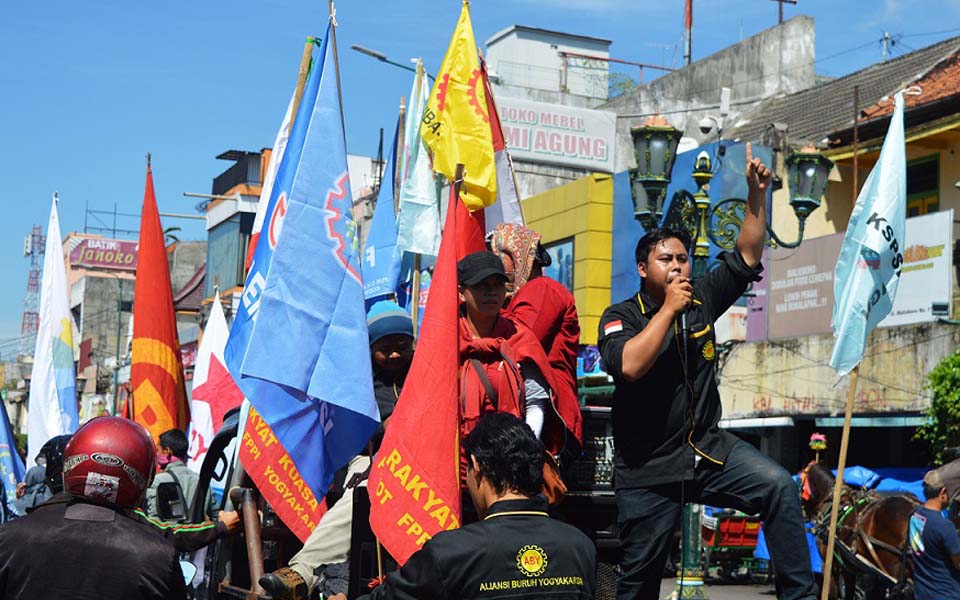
[829,91,907,376]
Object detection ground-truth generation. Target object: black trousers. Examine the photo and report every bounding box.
[616,441,816,600]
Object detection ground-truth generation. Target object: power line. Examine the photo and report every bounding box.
[902,28,960,39]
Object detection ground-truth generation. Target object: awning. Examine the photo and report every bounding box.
[814,416,931,428]
[719,417,795,429]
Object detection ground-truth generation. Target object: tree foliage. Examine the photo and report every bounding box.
[914,349,960,464]
[608,73,639,99]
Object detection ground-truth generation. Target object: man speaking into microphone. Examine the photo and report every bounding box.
[598,145,815,600]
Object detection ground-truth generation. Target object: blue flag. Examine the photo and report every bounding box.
[830,91,907,376]
[0,398,25,518]
[225,36,323,375]
[362,124,404,303]
[226,25,379,500]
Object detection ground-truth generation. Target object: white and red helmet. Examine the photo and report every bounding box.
[62,417,157,509]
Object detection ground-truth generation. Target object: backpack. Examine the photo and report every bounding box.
[458,340,525,479]
[155,469,189,523]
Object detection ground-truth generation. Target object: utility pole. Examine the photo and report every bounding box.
[882,32,891,61]
[769,0,797,25]
[684,0,693,66]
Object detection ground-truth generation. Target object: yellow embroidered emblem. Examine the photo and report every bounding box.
[703,340,716,361]
[516,544,548,577]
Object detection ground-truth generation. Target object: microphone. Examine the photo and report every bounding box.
[678,277,694,339]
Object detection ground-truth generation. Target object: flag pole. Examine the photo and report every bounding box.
[411,255,422,338]
[408,62,427,338]
[819,364,860,600]
[452,162,465,511]
[328,1,347,136]
[290,37,316,131]
[395,96,406,214]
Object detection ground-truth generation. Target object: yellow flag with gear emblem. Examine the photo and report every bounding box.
[420,0,496,211]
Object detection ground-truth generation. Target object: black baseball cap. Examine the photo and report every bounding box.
[457,251,509,286]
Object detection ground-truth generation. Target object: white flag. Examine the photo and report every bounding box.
[396,60,442,256]
[830,91,907,375]
[27,195,79,465]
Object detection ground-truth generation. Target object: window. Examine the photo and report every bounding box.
[906,154,939,217]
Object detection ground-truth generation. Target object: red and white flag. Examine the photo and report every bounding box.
[454,61,525,259]
[245,93,294,272]
[187,291,243,472]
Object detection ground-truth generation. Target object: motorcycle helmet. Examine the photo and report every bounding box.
[38,434,73,493]
[62,417,156,509]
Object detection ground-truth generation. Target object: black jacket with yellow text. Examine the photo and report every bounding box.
[362,497,595,600]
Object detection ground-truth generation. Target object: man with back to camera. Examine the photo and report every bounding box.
[909,467,960,600]
[597,144,816,600]
[331,412,596,600]
[0,416,186,600]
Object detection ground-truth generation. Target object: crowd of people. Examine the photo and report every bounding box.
[2,149,959,600]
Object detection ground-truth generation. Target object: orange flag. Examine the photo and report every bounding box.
[368,175,463,565]
[131,160,188,441]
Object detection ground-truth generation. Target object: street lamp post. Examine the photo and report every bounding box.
[628,118,834,597]
[351,45,436,82]
[629,117,834,276]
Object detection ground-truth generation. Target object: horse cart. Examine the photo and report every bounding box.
[700,508,769,583]
[802,462,921,600]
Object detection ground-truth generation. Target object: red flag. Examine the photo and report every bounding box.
[455,198,485,260]
[131,162,188,442]
[369,175,463,565]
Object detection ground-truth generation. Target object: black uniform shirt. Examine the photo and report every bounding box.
[362,497,596,599]
[0,495,186,600]
[598,250,762,488]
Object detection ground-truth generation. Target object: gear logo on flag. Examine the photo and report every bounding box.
[322,172,361,284]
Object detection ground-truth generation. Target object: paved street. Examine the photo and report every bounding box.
[592,577,781,600]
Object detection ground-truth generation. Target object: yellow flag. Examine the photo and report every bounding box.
[421,1,496,211]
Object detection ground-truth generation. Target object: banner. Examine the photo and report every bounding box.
[831,92,907,376]
[369,182,462,565]
[237,406,327,541]
[27,196,79,465]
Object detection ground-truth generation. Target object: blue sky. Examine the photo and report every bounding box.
[1,0,959,354]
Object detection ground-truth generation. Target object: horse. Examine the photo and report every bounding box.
[800,462,919,600]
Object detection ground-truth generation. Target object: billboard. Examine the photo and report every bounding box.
[496,96,616,172]
[766,209,954,338]
[69,238,138,271]
[767,233,844,339]
[879,209,953,327]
